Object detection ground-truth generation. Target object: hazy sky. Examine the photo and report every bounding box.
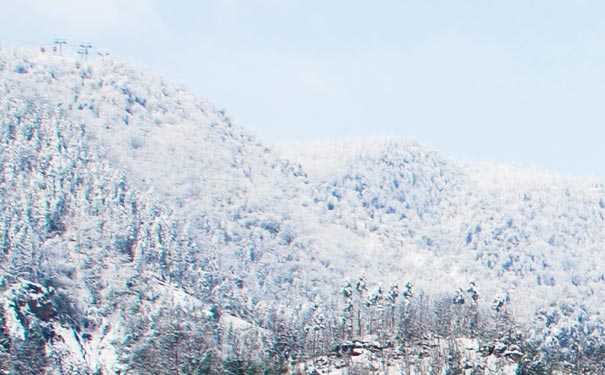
[2,0,605,179]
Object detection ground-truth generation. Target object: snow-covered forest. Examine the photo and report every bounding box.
[2,49,605,374]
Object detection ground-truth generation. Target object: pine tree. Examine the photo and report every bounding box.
[341,279,354,340]
[354,274,367,337]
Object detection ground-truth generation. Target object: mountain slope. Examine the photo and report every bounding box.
[285,139,605,317]
[1,49,605,373]
[0,50,322,373]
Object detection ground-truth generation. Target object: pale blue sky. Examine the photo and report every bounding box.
[2,1,605,178]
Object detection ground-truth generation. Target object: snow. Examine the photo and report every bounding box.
[291,337,521,375]
[1,47,605,373]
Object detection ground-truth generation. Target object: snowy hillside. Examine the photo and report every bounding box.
[1,49,605,373]
[282,139,605,315]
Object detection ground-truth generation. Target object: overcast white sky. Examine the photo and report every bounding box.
[2,0,605,179]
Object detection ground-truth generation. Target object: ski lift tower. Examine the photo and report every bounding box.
[53,38,67,56]
[77,43,93,61]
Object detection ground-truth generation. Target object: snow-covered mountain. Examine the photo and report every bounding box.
[1,49,604,373]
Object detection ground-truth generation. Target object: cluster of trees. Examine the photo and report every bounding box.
[105,272,605,374]
[76,273,605,374]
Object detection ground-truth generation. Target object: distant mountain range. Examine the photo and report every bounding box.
[1,49,604,374]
